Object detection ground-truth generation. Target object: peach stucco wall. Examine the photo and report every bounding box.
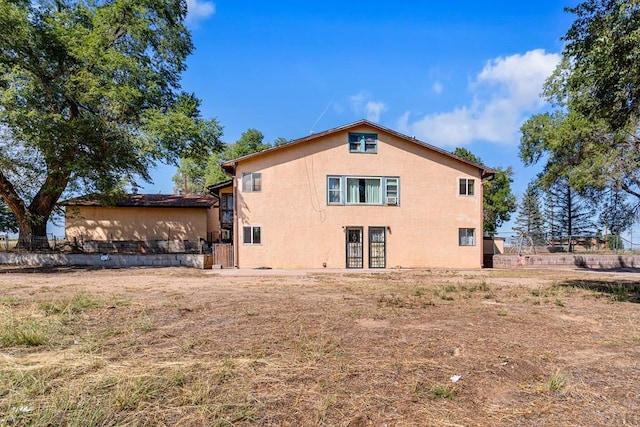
[232,124,484,269]
[65,206,218,243]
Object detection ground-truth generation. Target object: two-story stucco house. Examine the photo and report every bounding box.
[217,120,495,269]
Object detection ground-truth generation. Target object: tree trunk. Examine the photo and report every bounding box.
[1,168,68,252]
[16,219,50,250]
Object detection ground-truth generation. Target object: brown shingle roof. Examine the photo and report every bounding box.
[61,194,217,208]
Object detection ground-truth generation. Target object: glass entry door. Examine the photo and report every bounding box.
[346,227,363,268]
[369,227,386,268]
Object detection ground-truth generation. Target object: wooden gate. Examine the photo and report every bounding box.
[212,244,234,268]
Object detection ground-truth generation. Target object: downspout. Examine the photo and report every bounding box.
[233,163,239,268]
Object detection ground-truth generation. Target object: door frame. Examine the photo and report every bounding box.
[345,227,364,268]
[368,226,386,268]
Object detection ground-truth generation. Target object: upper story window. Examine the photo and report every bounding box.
[348,133,378,153]
[327,175,399,206]
[242,172,262,192]
[385,178,399,205]
[459,178,475,196]
[328,176,342,204]
[347,177,382,204]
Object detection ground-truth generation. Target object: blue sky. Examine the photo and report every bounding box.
[140,0,579,234]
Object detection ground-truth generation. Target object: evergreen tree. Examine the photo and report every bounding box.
[597,187,635,235]
[596,187,635,250]
[513,183,546,244]
[546,178,595,251]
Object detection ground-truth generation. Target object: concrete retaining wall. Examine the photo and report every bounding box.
[0,253,212,269]
[493,254,640,269]
[78,239,200,254]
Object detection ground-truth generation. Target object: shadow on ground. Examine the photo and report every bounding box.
[559,279,640,303]
[0,265,143,274]
[574,255,640,272]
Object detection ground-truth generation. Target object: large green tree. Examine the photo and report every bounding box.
[520,0,640,208]
[174,128,277,193]
[227,128,270,159]
[0,0,222,248]
[453,147,516,234]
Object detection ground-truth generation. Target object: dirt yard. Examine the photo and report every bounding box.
[0,266,638,426]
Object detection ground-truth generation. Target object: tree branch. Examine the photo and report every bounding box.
[0,170,27,227]
[621,181,640,201]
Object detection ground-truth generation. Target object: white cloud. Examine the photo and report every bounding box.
[349,92,366,112]
[186,0,215,26]
[349,92,387,122]
[365,101,387,122]
[398,49,561,147]
[432,81,443,95]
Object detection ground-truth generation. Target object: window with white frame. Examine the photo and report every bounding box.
[458,228,476,246]
[243,226,261,244]
[459,178,475,196]
[348,133,378,153]
[327,176,342,204]
[327,176,399,205]
[385,178,399,205]
[242,173,262,192]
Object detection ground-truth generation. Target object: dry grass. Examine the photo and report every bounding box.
[0,266,639,426]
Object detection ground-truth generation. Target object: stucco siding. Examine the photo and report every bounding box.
[65,206,214,243]
[234,125,483,269]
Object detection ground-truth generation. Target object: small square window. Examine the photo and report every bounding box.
[242,173,262,192]
[243,226,261,244]
[348,133,377,153]
[459,178,475,196]
[459,228,476,246]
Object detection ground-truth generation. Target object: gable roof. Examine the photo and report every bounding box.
[206,179,233,196]
[61,194,217,208]
[221,120,496,178]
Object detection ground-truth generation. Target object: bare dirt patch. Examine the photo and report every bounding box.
[0,266,638,426]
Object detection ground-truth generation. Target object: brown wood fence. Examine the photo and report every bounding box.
[212,244,233,268]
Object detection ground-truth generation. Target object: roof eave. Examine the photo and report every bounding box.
[220,119,498,178]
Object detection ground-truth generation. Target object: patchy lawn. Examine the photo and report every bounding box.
[0,267,638,426]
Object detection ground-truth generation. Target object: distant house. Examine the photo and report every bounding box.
[212,120,495,269]
[62,194,218,253]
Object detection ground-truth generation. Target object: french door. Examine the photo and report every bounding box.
[346,227,363,268]
[345,227,387,268]
[369,227,386,268]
